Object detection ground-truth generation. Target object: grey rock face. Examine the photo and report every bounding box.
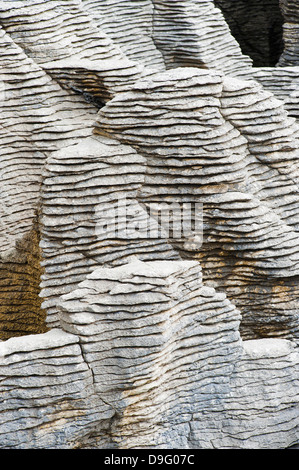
[214,0,284,67]
[0,0,298,450]
[0,24,97,339]
[0,0,145,105]
[40,136,179,328]
[248,67,299,119]
[0,329,113,448]
[1,260,298,448]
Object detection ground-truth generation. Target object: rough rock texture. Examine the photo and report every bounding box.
[1,262,298,449]
[95,68,299,342]
[81,0,254,74]
[0,25,96,339]
[278,0,299,66]
[0,0,298,450]
[0,329,113,448]
[0,1,145,106]
[40,136,179,328]
[249,66,299,119]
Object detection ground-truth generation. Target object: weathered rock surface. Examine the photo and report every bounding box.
[0,328,113,448]
[0,0,298,450]
[1,261,298,448]
[248,66,299,119]
[0,0,145,105]
[81,0,253,74]
[0,25,96,339]
[40,136,179,328]
[95,68,299,342]
[278,0,299,66]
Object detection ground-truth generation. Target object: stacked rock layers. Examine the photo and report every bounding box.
[95,68,299,341]
[278,0,299,66]
[81,0,253,75]
[40,136,179,328]
[0,329,113,448]
[0,26,96,340]
[0,258,294,449]
[56,260,298,448]
[0,0,298,450]
[151,0,253,74]
[81,0,166,70]
[189,338,299,449]
[57,259,242,447]
[1,259,298,448]
[0,0,145,105]
[2,0,297,126]
[245,67,299,120]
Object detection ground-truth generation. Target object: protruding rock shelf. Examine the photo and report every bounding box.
[95,68,299,342]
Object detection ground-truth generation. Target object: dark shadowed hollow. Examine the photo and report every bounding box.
[214,0,284,66]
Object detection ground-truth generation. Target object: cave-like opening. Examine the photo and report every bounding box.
[214,0,284,66]
[0,226,48,341]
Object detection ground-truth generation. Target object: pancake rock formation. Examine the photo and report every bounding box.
[0,0,298,449]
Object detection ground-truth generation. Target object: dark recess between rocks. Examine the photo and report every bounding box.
[214,0,284,66]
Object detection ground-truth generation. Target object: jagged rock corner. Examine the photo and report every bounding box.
[0,0,298,449]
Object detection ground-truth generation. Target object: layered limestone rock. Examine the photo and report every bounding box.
[81,0,253,75]
[0,0,298,450]
[0,0,145,105]
[190,338,299,449]
[95,68,299,342]
[40,136,179,328]
[0,260,298,448]
[278,0,299,66]
[56,260,298,449]
[0,328,113,448]
[81,0,166,70]
[0,26,96,339]
[214,0,284,66]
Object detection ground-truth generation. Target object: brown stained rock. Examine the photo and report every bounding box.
[0,227,48,340]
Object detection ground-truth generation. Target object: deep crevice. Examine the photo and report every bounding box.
[214,0,284,66]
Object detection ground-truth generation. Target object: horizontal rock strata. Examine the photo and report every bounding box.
[0,25,96,340]
[0,329,113,448]
[40,136,179,328]
[0,0,145,105]
[240,67,299,120]
[1,262,297,448]
[0,0,298,450]
[151,0,253,74]
[57,261,299,448]
[81,0,166,70]
[278,0,299,66]
[95,68,299,341]
[81,0,253,75]
[189,338,299,449]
